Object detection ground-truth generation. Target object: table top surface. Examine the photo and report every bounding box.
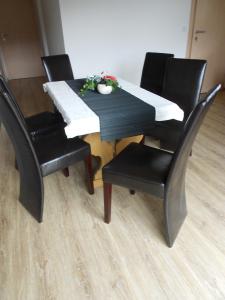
[66,79,156,141]
[43,78,184,140]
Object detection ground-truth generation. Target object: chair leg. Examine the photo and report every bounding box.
[62,168,69,177]
[84,154,94,195]
[104,182,112,223]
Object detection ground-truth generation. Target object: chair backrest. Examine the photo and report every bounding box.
[166,84,221,197]
[140,52,174,95]
[162,58,207,121]
[0,81,44,221]
[41,54,74,81]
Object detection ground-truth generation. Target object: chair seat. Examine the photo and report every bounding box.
[146,120,184,151]
[148,119,183,139]
[34,130,90,176]
[103,143,173,197]
[26,111,65,137]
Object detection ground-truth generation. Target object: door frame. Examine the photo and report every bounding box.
[33,0,49,56]
[0,47,8,79]
[186,0,198,58]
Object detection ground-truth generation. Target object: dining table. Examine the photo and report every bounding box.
[43,77,184,187]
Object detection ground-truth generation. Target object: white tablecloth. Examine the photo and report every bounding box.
[43,78,184,139]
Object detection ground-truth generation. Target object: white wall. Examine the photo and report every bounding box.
[36,0,65,55]
[59,0,192,84]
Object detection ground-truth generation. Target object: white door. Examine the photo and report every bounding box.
[189,0,225,91]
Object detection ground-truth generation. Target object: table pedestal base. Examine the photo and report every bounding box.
[83,133,143,188]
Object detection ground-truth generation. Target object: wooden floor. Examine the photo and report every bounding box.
[0,77,225,300]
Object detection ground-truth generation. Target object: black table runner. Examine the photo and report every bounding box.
[66,79,155,141]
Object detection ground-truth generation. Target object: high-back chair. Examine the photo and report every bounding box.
[102,84,221,247]
[140,52,174,95]
[0,84,94,223]
[41,54,75,176]
[0,75,65,138]
[146,58,207,151]
[0,76,69,176]
[41,54,74,157]
[41,54,74,82]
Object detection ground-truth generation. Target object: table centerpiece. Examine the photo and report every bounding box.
[80,72,119,96]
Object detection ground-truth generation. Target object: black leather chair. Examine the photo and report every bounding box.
[41,54,74,177]
[102,84,221,247]
[0,83,94,223]
[140,52,174,95]
[41,54,74,82]
[0,76,65,139]
[0,76,70,176]
[146,58,207,152]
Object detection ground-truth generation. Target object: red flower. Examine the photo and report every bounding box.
[103,75,117,81]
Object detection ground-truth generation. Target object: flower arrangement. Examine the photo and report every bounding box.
[80,72,119,96]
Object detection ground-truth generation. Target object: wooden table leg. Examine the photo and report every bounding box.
[83,133,114,188]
